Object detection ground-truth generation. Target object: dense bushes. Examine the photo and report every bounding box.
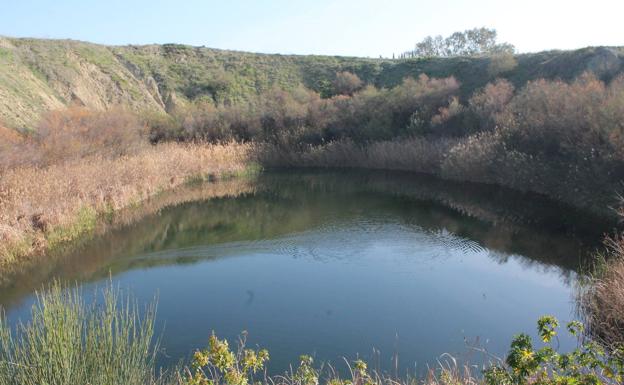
[138,70,624,213]
[467,79,514,132]
[499,74,624,161]
[149,71,624,162]
[147,73,460,145]
[4,70,621,214]
[332,71,363,96]
[455,74,624,209]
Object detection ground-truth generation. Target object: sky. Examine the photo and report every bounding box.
[0,0,622,57]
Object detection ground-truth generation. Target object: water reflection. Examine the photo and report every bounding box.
[0,170,609,307]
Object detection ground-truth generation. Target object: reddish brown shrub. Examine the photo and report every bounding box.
[333,71,364,96]
[0,124,22,145]
[468,79,514,131]
[35,107,146,165]
[0,124,37,171]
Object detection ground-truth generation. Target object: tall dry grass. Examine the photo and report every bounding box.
[255,139,455,174]
[580,233,624,348]
[0,141,253,268]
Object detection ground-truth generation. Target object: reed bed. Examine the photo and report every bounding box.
[0,142,253,268]
[580,234,624,348]
[255,139,453,173]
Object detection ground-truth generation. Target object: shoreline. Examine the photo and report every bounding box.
[2,142,618,284]
[0,142,255,281]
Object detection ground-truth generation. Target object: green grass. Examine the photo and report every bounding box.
[0,48,13,61]
[46,206,98,254]
[0,282,160,385]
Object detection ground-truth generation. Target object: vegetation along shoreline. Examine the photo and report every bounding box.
[1,27,624,384]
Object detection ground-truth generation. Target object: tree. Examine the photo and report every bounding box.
[414,35,446,57]
[403,28,515,58]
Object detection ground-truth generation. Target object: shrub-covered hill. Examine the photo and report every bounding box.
[0,35,622,130]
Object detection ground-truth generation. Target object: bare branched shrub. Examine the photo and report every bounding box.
[34,107,146,166]
[0,124,22,145]
[499,72,622,159]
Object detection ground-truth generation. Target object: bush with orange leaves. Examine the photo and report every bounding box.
[0,124,25,168]
[0,107,146,170]
[35,106,146,165]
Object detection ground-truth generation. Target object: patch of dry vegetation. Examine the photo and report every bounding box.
[581,213,624,349]
[204,73,622,214]
[254,138,455,174]
[0,108,253,268]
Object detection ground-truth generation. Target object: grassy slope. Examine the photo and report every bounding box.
[0,35,623,129]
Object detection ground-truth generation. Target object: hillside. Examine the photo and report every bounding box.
[0,36,623,130]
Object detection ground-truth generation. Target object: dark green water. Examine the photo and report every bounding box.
[1,170,610,375]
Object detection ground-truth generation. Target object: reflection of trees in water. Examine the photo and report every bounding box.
[0,169,608,308]
[265,170,606,254]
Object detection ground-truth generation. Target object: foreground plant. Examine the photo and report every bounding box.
[181,333,269,385]
[0,282,160,385]
[482,316,624,385]
[180,316,624,385]
[1,283,622,385]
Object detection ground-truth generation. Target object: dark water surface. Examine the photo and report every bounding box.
[1,170,610,375]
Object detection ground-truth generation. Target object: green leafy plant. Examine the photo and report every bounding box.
[483,316,624,385]
[182,333,269,385]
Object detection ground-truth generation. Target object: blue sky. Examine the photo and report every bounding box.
[1,0,622,57]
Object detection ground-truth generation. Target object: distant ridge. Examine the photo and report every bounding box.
[0,36,622,129]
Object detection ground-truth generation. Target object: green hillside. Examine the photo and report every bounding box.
[0,36,622,129]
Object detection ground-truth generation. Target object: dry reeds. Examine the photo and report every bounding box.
[580,234,624,348]
[0,141,253,267]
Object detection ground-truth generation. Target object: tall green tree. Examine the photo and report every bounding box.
[405,27,515,58]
